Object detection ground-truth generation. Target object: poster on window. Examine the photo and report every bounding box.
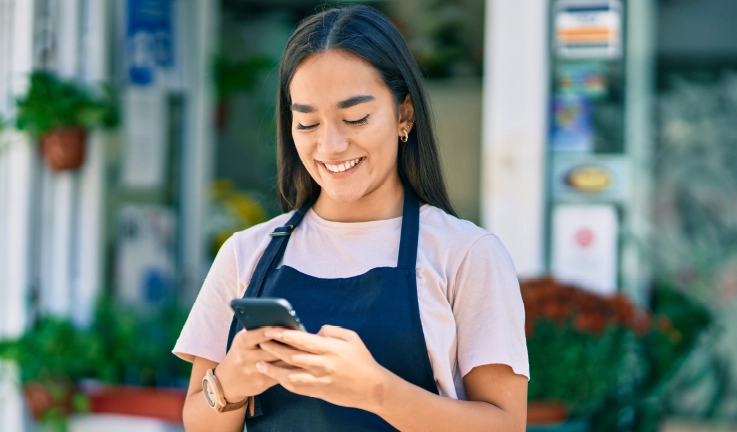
[117,205,176,305]
[122,86,168,187]
[125,0,175,86]
[551,204,618,296]
[554,0,623,60]
[550,95,593,153]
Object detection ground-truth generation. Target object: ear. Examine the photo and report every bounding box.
[398,94,416,136]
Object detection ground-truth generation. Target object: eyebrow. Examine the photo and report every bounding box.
[290,95,375,113]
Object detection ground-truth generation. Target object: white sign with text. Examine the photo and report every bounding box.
[551,204,618,296]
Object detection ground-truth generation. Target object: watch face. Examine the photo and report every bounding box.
[203,378,217,408]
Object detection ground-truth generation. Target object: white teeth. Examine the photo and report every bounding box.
[323,157,362,173]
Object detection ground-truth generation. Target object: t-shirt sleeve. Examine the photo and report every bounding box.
[451,234,529,380]
[173,235,240,364]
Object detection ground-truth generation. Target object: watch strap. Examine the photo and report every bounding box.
[219,394,250,413]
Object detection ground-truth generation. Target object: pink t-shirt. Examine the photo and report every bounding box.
[173,204,529,399]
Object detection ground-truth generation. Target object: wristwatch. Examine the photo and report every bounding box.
[202,368,251,413]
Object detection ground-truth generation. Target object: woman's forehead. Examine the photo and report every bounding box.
[289,50,388,106]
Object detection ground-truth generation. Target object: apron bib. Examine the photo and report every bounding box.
[226,187,437,431]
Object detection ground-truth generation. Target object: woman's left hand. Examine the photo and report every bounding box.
[256,325,393,412]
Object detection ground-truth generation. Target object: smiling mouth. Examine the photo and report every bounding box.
[319,157,365,174]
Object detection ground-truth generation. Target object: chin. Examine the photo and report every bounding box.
[322,186,367,204]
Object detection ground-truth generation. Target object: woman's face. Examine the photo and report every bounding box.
[289,50,413,205]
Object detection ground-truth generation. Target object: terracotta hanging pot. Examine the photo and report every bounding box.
[40,127,87,172]
[527,400,569,425]
[23,380,77,420]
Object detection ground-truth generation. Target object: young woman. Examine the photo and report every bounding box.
[175,5,529,431]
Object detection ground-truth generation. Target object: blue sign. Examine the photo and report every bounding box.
[126,0,174,86]
[550,95,593,153]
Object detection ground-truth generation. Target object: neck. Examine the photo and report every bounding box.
[312,178,404,223]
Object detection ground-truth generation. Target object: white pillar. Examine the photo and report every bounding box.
[41,0,81,316]
[480,0,549,278]
[0,0,36,429]
[621,0,655,305]
[73,0,110,325]
[180,0,217,303]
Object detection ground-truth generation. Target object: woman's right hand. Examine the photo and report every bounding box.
[214,328,282,402]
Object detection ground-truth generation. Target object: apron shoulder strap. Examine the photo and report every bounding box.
[227,198,314,350]
[397,186,421,270]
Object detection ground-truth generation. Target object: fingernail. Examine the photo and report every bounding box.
[256,362,265,371]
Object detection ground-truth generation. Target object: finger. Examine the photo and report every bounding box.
[258,341,303,365]
[246,349,281,364]
[290,353,330,369]
[287,372,331,386]
[255,360,302,384]
[271,360,300,369]
[234,327,281,350]
[259,341,328,370]
[317,325,359,342]
[264,329,343,354]
[255,362,327,393]
[260,342,334,371]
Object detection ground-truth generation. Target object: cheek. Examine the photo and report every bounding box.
[292,134,313,162]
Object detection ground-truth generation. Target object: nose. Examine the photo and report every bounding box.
[317,121,349,155]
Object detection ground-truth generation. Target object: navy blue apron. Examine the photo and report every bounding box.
[226,187,438,431]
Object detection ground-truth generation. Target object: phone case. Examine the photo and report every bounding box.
[230,298,306,331]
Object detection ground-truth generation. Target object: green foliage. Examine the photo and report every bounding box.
[527,320,633,415]
[522,278,711,428]
[91,299,192,387]
[523,278,653,418]
[15,71,119,139]
[213,55,273,101]
[409,0,480,78]
[0,298,191,427]
[588,285,712,432]
[0,318,104,385]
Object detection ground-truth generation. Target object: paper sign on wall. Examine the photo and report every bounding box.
[117,205,176,305]
[555,0,623,60]
[122,86,168,187]
[551,204,618,296]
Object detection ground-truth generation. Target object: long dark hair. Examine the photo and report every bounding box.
[276,5,456,216]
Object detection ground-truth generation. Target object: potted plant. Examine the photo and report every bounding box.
[0,298,191,430]
[14,70,118,172]
[82,298,191,422]
[522,278,651,429]
[521,278,710,431]
[587,283,711,432]
[0,317,101,431]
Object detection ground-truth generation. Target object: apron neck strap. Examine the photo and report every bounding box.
[267,185,420,273]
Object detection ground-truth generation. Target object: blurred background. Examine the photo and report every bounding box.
[0,0,736,431]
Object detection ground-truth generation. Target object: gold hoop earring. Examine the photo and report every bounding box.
[401,130,409,143]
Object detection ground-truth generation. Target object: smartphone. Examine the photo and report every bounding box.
[230,298,306,331]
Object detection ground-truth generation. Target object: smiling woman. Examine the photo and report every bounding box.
[174,5,529,432]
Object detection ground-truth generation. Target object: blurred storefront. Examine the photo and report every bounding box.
[1,0,736,429]
[0,1,217,429]
[483,0,737,426]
